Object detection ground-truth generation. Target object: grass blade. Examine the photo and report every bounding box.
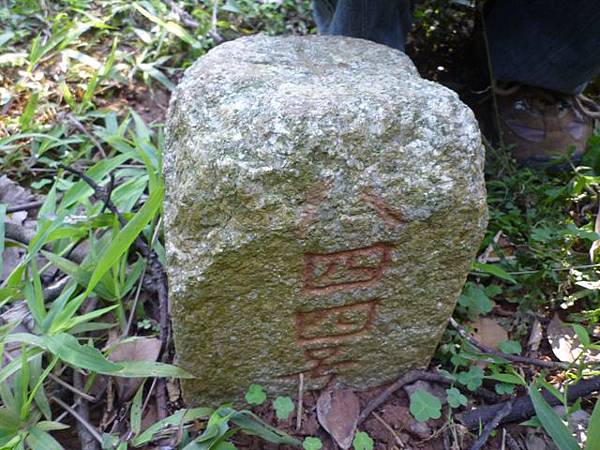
[132,408,213,447]
[25,427,64,450]
[85,182,163,296]
[46,333,121,374]
[0,204,5,277]
[112,361,193,379]
[528,383,579,450]
[585,396,600,450]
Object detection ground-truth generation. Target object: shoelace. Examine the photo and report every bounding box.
[575,94,600,119]
[494,82,600,120]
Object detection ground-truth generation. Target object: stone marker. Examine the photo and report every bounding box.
[164,34,487,406]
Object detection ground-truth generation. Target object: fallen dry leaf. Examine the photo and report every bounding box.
[527,318,543,353]
[166,379,181,403]
[109,337,162,401]
[316,388,360,449]
[547,315,600,363]
[470,317,508,349]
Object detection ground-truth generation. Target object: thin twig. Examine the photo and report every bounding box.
[469,399,514,450]
[58,164,125,226]
[3,351,95,405]
[296,373,304,432]
[505,263,600,275]
[373,412,405,448]
[358,369,498,426]
[49,373,96,402]
[51,395,103,445]
[164,0,200,28]
[449,318,569,370]
[66,114,107,159]
[6,200,44,214]
[143,378,158,413]
[505,431,523,450]
[123,266,147,337]
[55,399,80,423]
[73,372,101,450]
[210,0,223,43]
[101,173,115,214]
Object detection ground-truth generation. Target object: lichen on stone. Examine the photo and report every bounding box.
[164,34,487,406]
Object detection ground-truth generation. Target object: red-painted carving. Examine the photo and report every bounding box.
[303,244,392,294]
[297,183,331,237]
[295,300,378,345]
[280,345,359,386]
[362,190,405,227]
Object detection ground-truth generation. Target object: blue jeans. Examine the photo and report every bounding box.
[313,0,600,94]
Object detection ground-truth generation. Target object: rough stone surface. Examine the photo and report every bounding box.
[164,34,487,406]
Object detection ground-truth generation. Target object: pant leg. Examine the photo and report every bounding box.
[486,0,600,94]
[312,0,413,52]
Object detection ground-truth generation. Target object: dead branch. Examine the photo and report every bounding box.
[59,165,125,226]
[469,399,513,450]
[6,200,44,214]
[43,277,70,302]
[458,376,600,430]
[449,318,569,370]
[359,371,437,425]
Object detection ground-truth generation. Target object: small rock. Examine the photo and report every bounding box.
[553,406,590,446]
[525,429,559,450]
[407,418,431,439]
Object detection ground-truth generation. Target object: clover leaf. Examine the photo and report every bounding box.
[273,396,294,420]
[458,283,494,318]
[446,387,468,408]
[353,431,374,450]
[409,388,442,422]
[303,437,323,450]
[457,366,484,391]
[498,340,522,355]
[495,383,515,395]
[245,384,266,406]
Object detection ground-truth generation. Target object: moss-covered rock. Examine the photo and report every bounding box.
[164,35,487,406]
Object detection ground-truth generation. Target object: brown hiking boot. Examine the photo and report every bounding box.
[496,84,600,167]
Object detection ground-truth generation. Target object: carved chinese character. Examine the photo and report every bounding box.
[295,300,379,346]
[303,244,392,294]
[281,345,358,386]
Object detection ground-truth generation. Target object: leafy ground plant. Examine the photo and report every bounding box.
[1,1,314,447]
[1,0,600,449]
